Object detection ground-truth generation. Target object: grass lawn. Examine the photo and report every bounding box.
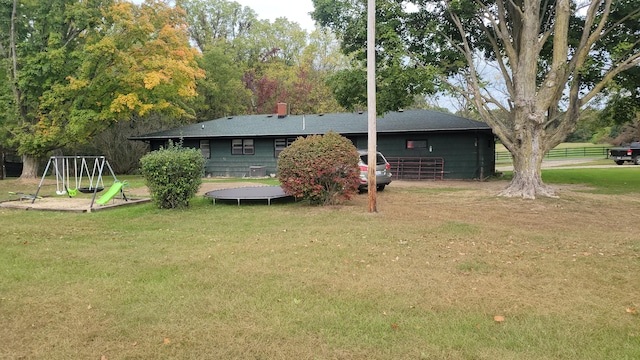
[497,167,640,195]
[1,173,639,359]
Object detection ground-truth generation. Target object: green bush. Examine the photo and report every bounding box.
[140,141,205,209]
[277,131,360,205]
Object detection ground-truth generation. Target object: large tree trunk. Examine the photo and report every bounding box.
[501,152,556,199]
[19,154,39,179]
[499,120,557,199]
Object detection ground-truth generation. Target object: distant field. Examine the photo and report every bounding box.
[496,142,610,163]
[495,142,607,152]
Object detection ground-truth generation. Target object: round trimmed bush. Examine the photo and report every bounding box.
[140,141,204,209]
[277,131,360,205]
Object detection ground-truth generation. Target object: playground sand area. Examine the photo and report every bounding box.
[0,195,151,212]
[0,181,267,212]
[0,178,145,212]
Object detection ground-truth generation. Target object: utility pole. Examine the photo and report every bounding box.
[367,0,377,213]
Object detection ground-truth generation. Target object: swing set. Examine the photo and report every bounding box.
[33,156,126,209]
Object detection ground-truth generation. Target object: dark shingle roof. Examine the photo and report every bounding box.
[131,109,491,140]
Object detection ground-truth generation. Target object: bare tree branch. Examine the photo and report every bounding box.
[599,8,640,39]
[504,0,524,18]
[569,0,612,75]
[580,52,640,106]
[477,19,515,96]
[493,0,519,69]
[439,74,515,149]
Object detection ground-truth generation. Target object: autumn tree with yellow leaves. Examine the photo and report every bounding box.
[0,0,204,178]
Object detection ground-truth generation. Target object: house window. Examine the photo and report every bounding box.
[407,140,428,149]
[274,138,296,158]
[200,140,210,159]
[232,139,254,155]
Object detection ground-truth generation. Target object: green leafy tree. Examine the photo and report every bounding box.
[313,1,437,113]
[277,131,360,205]
[178,0,257,118]
[178,0,346,116]
[70,113,183,174]
[599,67,640,127]
[563,108,600,143]
[593,0,640,129]
[194,46,253,119]
[243,20,346,115]
[0,0,204,178]
[313,0,640,198]
[296,29,350,114]
[176,0,258,54]
[140,141,204,209]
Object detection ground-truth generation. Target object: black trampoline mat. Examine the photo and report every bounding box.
[204,186,292,205]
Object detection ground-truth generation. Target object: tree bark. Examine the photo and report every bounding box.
[499,112,557,199]
[501,152,557,199]
[19,154,39,179]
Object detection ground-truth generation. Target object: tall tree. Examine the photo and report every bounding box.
[194,46,253,119]
[176,0,257,53]
[178,0,345,117]
[599,68,640,128]
[0,0,203,178]
[313,0,640,198]
[594,0,640,128]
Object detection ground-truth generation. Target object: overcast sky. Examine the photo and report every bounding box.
[233,0,317,32]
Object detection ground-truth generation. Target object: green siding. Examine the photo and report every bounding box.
[350,132,494,179]
[138,109,495,180]
[206,138,279,177]
[150,131,495,180]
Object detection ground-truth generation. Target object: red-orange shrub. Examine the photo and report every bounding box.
[277,131,360,205]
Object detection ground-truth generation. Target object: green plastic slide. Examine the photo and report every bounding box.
[96,181,124,205]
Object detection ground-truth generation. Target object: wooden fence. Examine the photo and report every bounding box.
[496,146,609,161]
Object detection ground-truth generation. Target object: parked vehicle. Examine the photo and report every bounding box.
[357,150,392,191]
[608,142,640,165]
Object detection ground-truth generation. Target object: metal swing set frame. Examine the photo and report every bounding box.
[33,156,121,209]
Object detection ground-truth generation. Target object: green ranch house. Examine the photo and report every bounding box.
[131,104,496,180]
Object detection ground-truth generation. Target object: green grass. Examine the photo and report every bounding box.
[498,167,640,194]
[1,174,639,359]
[543,168,640,194]
[495,142,610,165]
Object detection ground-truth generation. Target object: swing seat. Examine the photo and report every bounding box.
[78,187,104,194]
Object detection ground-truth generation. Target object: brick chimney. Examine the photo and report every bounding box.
[277,103,288,118]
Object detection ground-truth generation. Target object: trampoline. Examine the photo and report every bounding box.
[204,186,293,205]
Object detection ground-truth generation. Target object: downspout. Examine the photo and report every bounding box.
[475,132,483,180]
